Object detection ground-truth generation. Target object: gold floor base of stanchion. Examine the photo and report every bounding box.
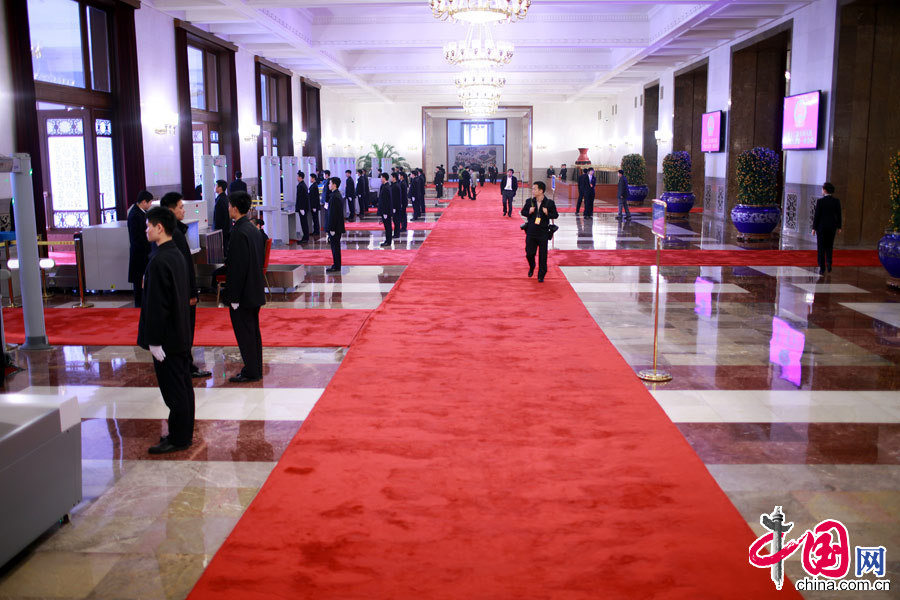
[638,369,673,382]
[73,302,94,308]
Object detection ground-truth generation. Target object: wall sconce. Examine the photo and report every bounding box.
[241,124,260,143]
[142,108,178,136]
[298,131,308,144]
[654,129,671,144]
[536,144,548,151]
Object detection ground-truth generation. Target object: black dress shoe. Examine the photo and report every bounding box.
[148,440,191,454]
[528,267,535,277]
[299,237,309,243]
[326,266,341,273]
[538,276,545,283]
[229,374,261,383]
[191,369,212,378]
[827,265,832,272]
[380,241,391,247]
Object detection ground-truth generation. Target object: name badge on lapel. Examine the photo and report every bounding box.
[534,217,542,225]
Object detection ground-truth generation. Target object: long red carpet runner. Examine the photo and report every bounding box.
[4,307,368,348]
[555,248,881,267]
[188,184,799,598]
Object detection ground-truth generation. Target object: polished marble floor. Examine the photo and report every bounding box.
[1,209,898,599]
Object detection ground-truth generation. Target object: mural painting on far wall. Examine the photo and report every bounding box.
[448,145,505,170]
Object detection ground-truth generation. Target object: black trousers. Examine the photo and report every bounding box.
[329,232,342,268]
[583,193,595,216]
[393,208,403,236]
[617,196,631,218]
[152,351,195,446]
[382,215,393,243]
[412,196,421,219]
[311,208,320,235]
[436,183,443,198]
[817,229,836,270]
[347,196,355,219]
[132,277,142,308]
[229,305,263,379]
[299,211,310,240]
[576,191,584,213]
[401,200,408,229]
[502,191,516,215]
[357,195,367,216]
[525,234,549,279]
[188,303,200,373]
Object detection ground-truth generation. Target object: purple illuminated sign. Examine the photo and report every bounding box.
[701,111,722,152]
[782,91,821,150]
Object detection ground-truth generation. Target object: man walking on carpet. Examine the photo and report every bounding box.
[295,170,310,243]
[138,207,194,454]
[378,172,393,247]
[213,179,232,255]
[521,181,558,283]
[616,169,632,221]
[159,192,212,379]
[224,191,267,383]
[501,168,518,217]
[812,182,842,276]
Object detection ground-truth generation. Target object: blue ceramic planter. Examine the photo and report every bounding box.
[661,191,695,216]
[730,204,780,235]
[626,185,648,205]
[879,232,900,278]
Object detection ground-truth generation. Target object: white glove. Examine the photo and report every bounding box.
[300,210,305,215]
[393,209,396,213]
[231,303,239,310]
[329,231,336,236]
[149,345,166,362]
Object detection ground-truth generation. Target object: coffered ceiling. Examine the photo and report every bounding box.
[144,0,815,103]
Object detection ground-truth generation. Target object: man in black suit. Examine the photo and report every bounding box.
[478,166,486,187]
[390,172,403,237]
[546,165,555,179]
[138,207,194,454]
[224,191,266,383]
[227,170,247,195]
[356,168,369,215]
[398,172,409,232]
[159,192,211,379]
[616,169,631,221]
[378,173,393,246]
[501,168,518,217]
[127,190,153,308]
[812,182,842,276]
[213,179,232,256]
[520,181,559,283]
[344,169,356,220]
[560,163,568,182]
[434,166,444,200]
[295,171,310,243]
[308,173,321,237]
[416,169,427,216]
[409,170,423,220]
[581,167,596,218]
[325,177,346,273]
[576,169,587,213]
[458,167,470,198]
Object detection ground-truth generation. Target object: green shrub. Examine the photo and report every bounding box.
[735,147,780,206]
[620,154,646,186]
[889,151,900,232]
[662,151,692,193]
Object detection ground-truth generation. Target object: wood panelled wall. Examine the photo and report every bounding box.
[300,79,322,168]
[727,29,790,212]
[673,64,708,206]
[830,0,900,245]
[642,83,660,198]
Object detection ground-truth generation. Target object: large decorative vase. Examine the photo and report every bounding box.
[660,191,695,218]
[730,204,780,236]
[575,147,591,165]
[626,184,649,205]
[878,232,900,287]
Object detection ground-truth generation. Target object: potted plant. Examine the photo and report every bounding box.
[660,151,694,217]
[357,143,410,172]
[621,153,648,205]
[878,150,900,287]
[730,147,781,238]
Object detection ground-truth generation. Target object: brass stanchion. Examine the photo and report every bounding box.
[72,233,93,308]
[639,200,672,383]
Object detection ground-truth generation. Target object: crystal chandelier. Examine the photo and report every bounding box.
[454,69,506,91]
[462,96,500,116]
[458,87,502,104]
[430,0,531,24]
[444,24,513,69]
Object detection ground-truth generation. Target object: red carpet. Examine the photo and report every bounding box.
[3,307,368,347]
[188,186,798,598]
[345,221,434,230]
[556,205,703,213]
[268,249,417,265]
[554,248,881,267]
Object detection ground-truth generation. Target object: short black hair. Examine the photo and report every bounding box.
[146,206,176,235]
[380,173,389,181]
[330,176,342,187]
[587,168,594,173]
[216,179,227,191]
[534,181,546,192]
[323,170,331,176]
[391,173,399,181]
[159,191,183,209]
[508,168,514,173]
[345,169,352,175]
[229,191,252,215]
[357,169,364,175]
[136,190,153,204]
[823,182,835,194]
[235,171,242,179]
[618,169,624,175]
[310,173,318,181]
[297,171,305,179]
